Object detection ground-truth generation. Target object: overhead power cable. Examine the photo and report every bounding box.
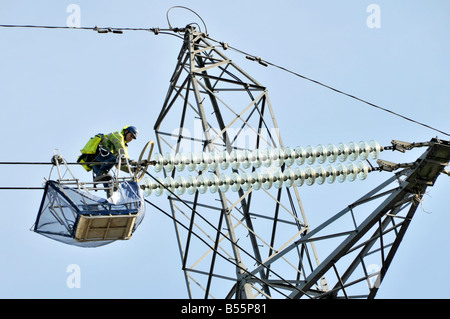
[2,22,448,137]
[0,161,125,165]
[208,38,450,138]
[0,24,184,39]
[0,187,44,190]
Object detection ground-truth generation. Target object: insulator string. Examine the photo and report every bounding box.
[141,160,373,197]
[151,140,381,174]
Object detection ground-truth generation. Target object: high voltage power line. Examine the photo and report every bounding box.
[0,20,448,188]
[1,22,448,139]
[0,23,182,36]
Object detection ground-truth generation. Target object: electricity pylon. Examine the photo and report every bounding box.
[252,138,450,298]
[153,27,323,299]
[151,27,450,298]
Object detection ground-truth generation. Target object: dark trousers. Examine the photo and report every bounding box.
[92,146,116,177]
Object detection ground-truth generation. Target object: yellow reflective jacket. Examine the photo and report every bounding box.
[78,129,131,172]
[100,130,130,159]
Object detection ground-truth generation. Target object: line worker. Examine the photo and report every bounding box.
[77,125,139,195]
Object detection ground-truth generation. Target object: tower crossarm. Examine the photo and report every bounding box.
[247,138,450,299]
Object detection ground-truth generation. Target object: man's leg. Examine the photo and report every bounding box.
[92,147,116,196]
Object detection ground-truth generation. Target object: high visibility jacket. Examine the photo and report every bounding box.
[78,129,130,172]
[100,130,130,159]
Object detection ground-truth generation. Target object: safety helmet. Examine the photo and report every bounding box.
[124,125,138,139]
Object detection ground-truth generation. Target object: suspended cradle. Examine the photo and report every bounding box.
[33,141,153,248]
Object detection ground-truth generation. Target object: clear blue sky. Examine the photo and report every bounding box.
[0,0,449,299]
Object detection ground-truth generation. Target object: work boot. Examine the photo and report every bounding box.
[94,173,114,197]
[94,174,112,183]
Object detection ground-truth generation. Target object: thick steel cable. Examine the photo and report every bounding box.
[2,22,447,137]
[0,187,44,190]
[0,24,184,39]
[207,37,450,138]
[0,161,123,165]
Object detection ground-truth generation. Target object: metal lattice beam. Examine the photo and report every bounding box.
[248,138,450,298]
[152,27,450,299]
[153,28,323,299]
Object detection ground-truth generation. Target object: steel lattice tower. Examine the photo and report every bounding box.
[152,27,450,299]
